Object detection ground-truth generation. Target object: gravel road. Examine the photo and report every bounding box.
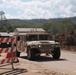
[0,50,76,75]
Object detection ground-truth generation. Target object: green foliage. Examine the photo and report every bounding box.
[0,17,76,34]
[43,18,76,34]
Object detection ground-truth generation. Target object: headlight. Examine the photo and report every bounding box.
[31,45,38,48]
[31,45,41,48]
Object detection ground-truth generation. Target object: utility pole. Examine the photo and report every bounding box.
[0,11,6,30]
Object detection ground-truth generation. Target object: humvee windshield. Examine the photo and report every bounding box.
[26,34,51,41]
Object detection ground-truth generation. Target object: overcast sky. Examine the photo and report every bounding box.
[0,0,76,19]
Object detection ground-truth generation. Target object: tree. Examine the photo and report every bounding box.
[43,19,76,34]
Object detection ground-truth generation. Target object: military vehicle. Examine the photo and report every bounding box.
[15,28,61,60]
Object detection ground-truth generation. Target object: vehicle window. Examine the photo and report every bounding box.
[26,35,38,41]
[26,34,51,41]
[39,35,50,40]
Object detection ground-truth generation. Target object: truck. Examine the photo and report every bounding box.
[15,28,61,60]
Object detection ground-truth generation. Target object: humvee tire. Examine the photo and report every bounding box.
[27,48,36,60]
[52,47,60,59]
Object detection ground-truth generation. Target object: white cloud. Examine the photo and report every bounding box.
[32,0,48,2]
[0,0,76,19]
[6,14,17,19]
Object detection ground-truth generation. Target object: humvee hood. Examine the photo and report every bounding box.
[27,40,58,45]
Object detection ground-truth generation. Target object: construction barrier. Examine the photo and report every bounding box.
[0,36,19,70]
[0,37,16,43]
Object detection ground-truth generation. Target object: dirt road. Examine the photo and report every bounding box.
[0,51,76,75]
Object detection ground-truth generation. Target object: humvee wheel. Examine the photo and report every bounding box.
[16,50,20,57]
[52,47,60,59]
[27,49,36,60]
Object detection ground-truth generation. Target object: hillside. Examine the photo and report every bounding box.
[0,16,76,33]
[7,19,48,26]
[7,16,76,25]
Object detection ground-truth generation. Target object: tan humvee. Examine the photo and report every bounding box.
[15,29,61,60]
